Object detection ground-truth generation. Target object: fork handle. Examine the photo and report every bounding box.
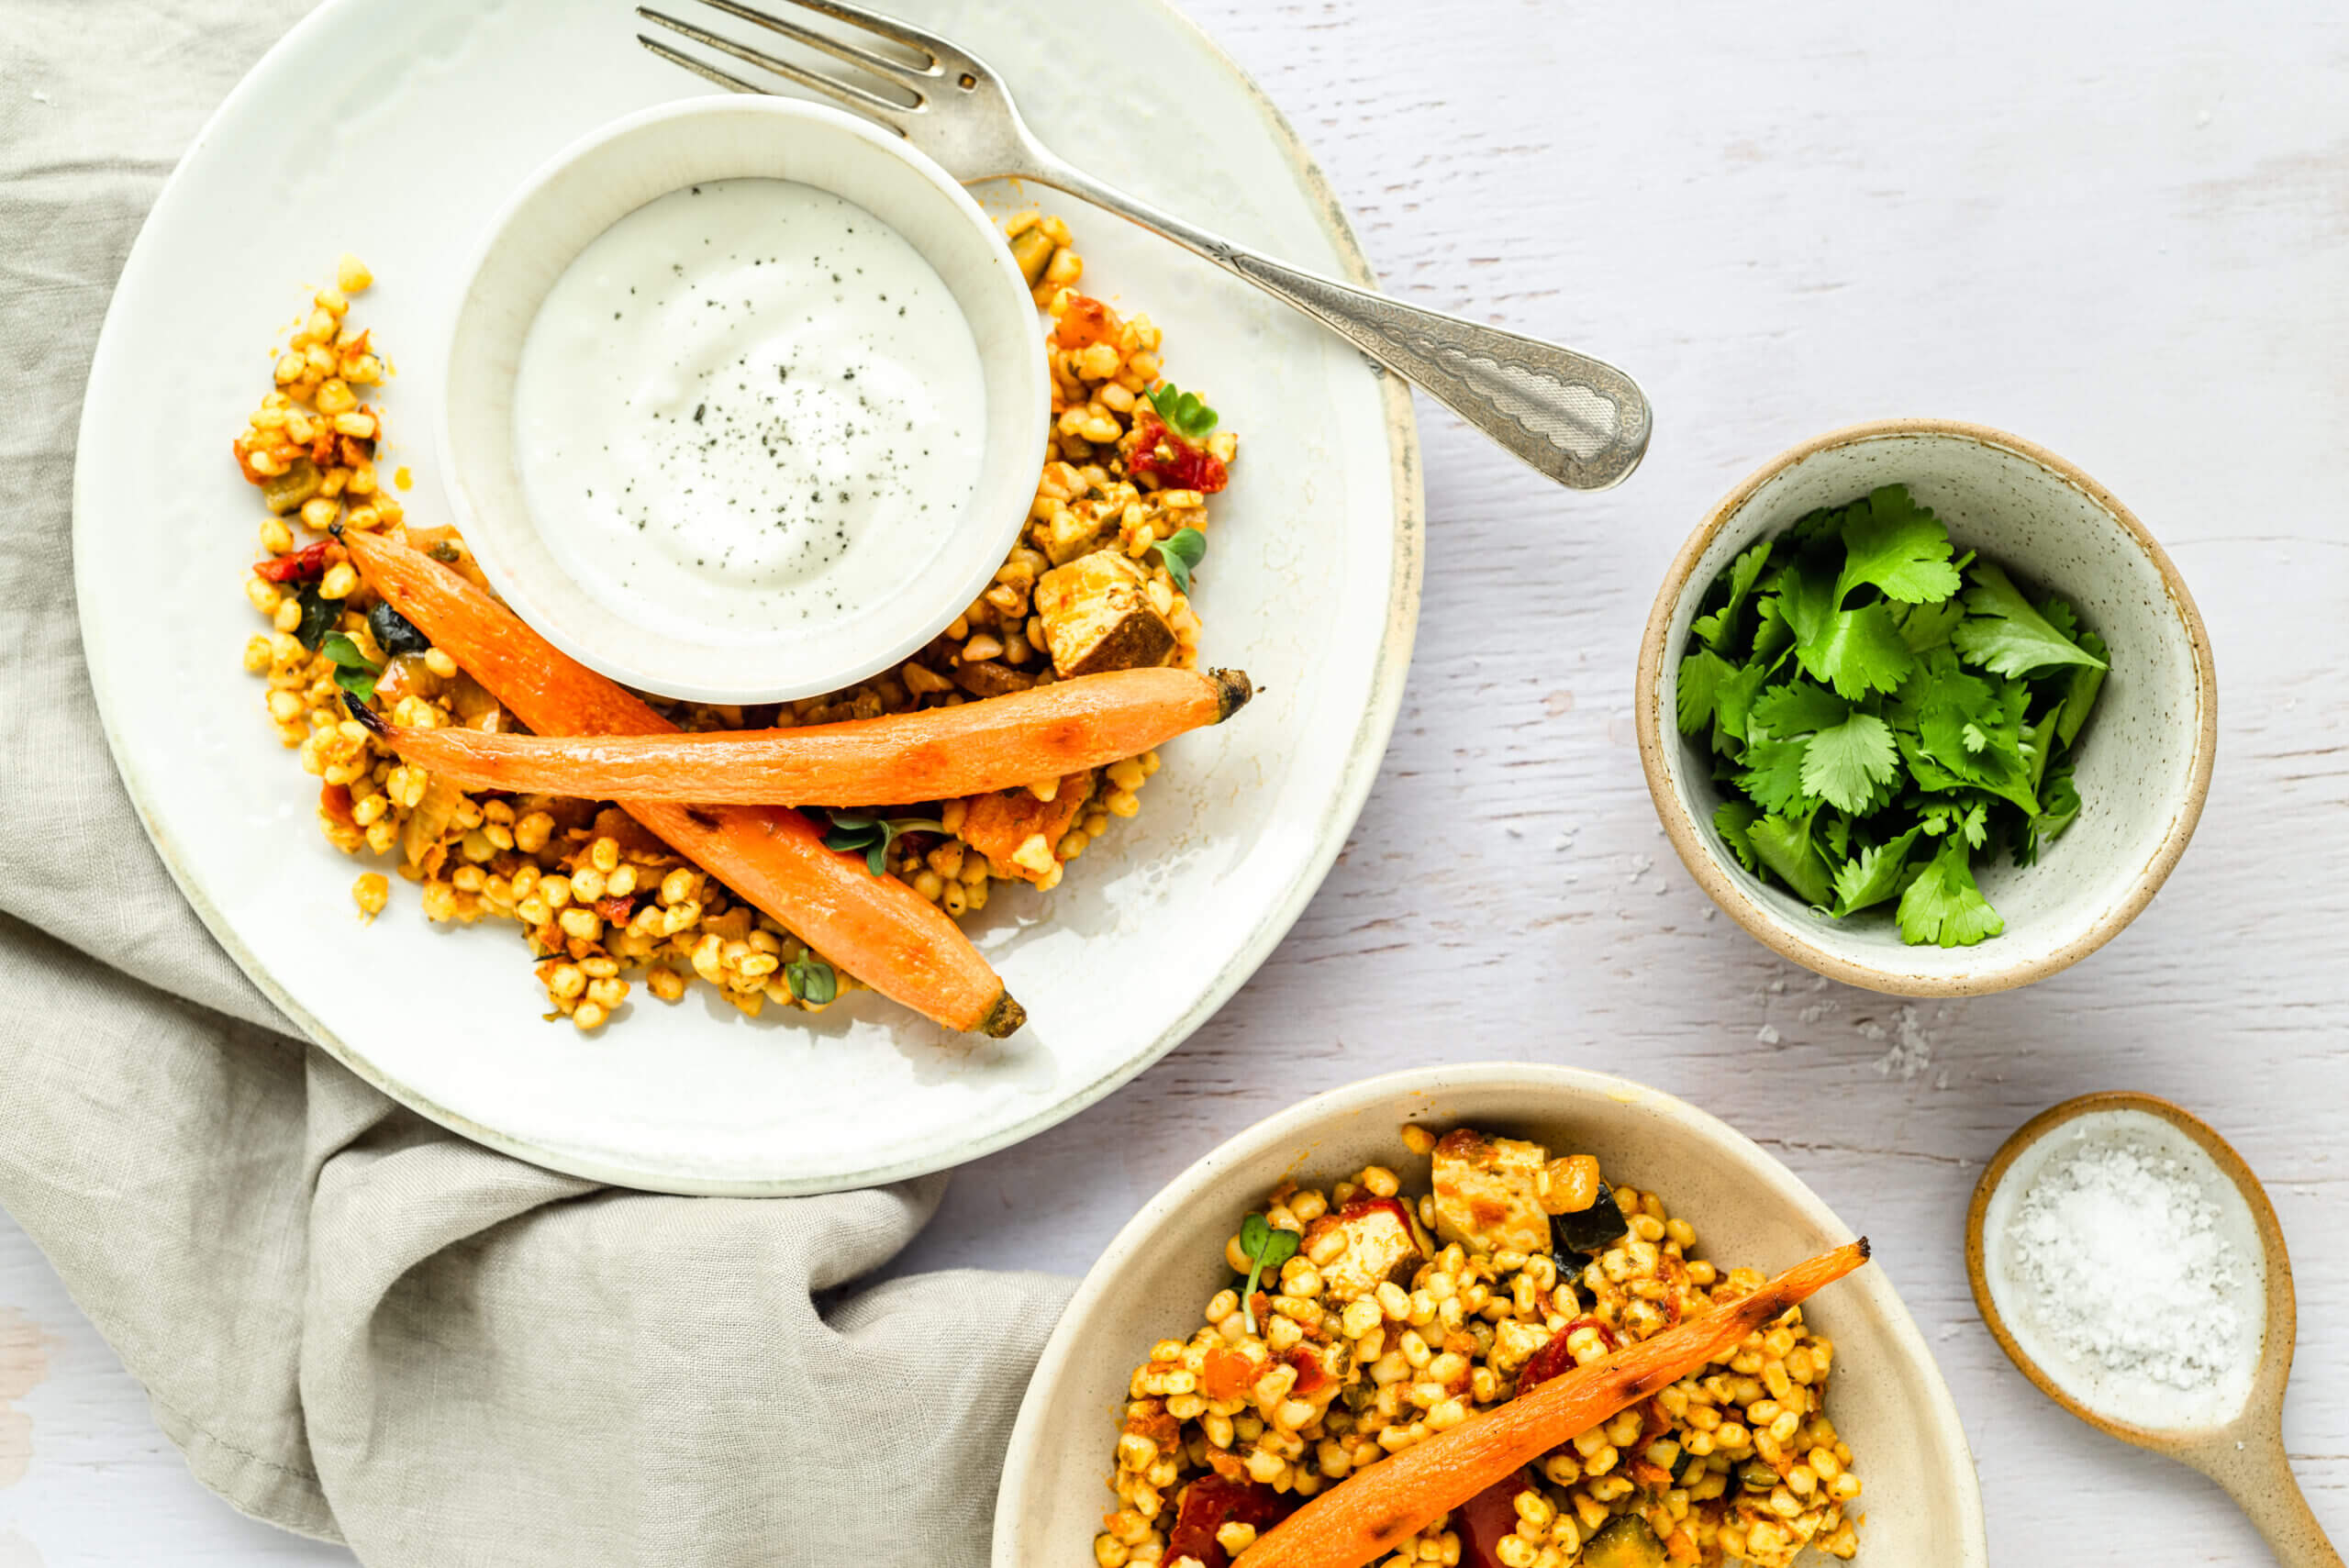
[1019,155,1651,491]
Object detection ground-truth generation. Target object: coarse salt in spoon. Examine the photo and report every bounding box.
[1968,1092,2343,1567]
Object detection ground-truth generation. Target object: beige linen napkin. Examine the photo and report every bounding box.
[0,6,1073,1562]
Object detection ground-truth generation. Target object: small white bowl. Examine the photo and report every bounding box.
[1637,420,2218,995]
[996,1063,1987,1566]
[438,96,1048,703]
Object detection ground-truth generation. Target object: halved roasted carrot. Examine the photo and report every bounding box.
[1231,1240,1872,1568]
[346,665,1252,805]
[334,526,1025,1038]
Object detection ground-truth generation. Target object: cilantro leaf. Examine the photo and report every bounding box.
[1747,813,1832,907]
[1736,732,1817,815]
[1151,527,1207,595]
[1714,799,1761,873]
[1834,485,1963,606]
[1146,382,1219,440]
[1800,712,1901,813]
[1676,650,1734,735]
[1896,832,2006,947]
[1893,597,1964,653]
[1711,661,1770,751]
[1831,827,1921,917]
[1798,599,1915,699]
[1750,681,1849,738]
[2055,628,2107,748]
[1953,562,2110,677]
[1749,595,1795,663]
[1691,539,1775,652]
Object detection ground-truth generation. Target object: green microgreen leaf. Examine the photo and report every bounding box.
[1146,381,1219,441]
[318,631,380,702]
[819,810,946,877]
[1952,562,2110,677]
[1236,1212,1301,1334]
[1152,527,1208,595]
[784,953,838,1006]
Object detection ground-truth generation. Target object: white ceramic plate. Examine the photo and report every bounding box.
[997,1064,1988,1566]
[73,0,1421,1194]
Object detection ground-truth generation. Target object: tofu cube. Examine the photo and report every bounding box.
[1430,1128,1553,1257]
[1038,501,1124,565]
[1034,550,1175,676]
[1304,1195,1425,1302]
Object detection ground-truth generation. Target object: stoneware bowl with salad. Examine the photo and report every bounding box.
[994,1062,1987,1567]
[1636,419,2216,997]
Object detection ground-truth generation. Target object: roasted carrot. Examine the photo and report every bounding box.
[346,666,1252,805]
[1231,1240,1872,1568]
[334,526,1025,1038]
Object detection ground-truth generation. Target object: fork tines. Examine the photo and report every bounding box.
[637,0,952,125]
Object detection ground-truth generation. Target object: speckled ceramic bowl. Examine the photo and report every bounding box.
[1636,420,2216,996]
[996,1063,1986,1565]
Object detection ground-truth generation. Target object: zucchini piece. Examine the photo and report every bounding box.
[1582,1515,1667,1568]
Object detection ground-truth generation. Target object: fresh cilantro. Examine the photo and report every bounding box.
[1799,713,1900,813]
[1152,527,1208,595]
[1897,832,2006,947]
[1714,799,1761,873]
[1674,484,2111,947]
[1146,382,1219,441]
[1951,563,2110,677]
[784,953,838,1006]
[1831,827,1921,917]
[1747,812,1832,907]
[1236,1213,1300,1334]
[1690,539,1773,652]
[318,630,380,702]
[818,810,946,877]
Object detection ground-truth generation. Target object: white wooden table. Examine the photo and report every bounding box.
[6,0,2345,1562]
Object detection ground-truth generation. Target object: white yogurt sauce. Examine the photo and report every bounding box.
[513,178,985,645]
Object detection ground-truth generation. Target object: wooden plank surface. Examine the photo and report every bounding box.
[5,0,2344,1562]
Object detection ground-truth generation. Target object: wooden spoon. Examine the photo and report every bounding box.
[1966,1091,2342,1567]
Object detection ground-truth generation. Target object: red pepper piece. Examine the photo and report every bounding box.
[1164,1475,1294,1568]
[1127,412,1230,494]
[257,540,335,584]
[595,895,636,926]
[1455,1470,1535,1568]
[1519,1316,1620,1392]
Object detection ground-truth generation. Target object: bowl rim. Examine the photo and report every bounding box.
[1632,417,2220,997]
[433,93,1050,704]
[994,1060,1989,1566]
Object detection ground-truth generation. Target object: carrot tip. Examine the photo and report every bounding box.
[1209,667,1254,723]
[1855,1235,1871,1262]
[980,991,1028,1039]
[328,521,344,539]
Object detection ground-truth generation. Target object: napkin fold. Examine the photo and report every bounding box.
[0,6,1072,1561]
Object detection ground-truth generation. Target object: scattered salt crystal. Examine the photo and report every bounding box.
[1798,1003,1827,1024]
[1755,1024,1780,1045]
[1870,1005,1932,1079]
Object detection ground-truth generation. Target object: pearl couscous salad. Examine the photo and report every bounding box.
[231,217,1241,1035]
[1101,1126,1865,1568]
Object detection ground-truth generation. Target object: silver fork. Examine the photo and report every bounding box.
[637,0,1651,491]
